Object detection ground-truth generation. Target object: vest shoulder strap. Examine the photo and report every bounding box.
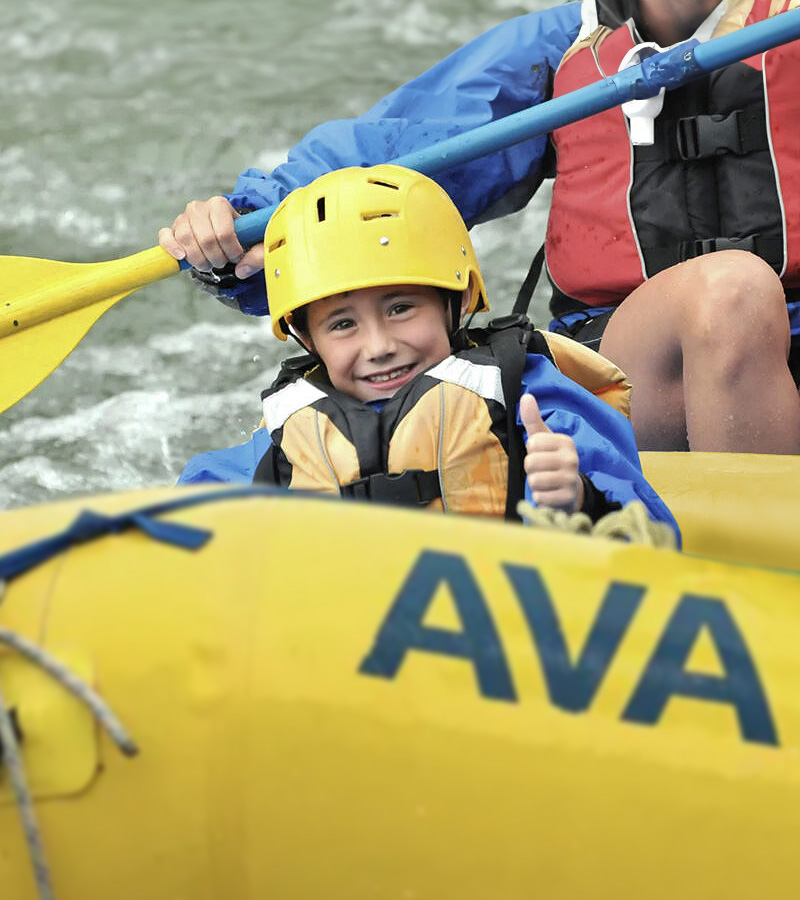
[260,352,319,401]
[558,24,612,70]
[479,315,547,520]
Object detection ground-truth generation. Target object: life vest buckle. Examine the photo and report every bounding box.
[681,235,758,261]
[340,469,441,506]
[488,313,531,333]
[677,110,746,161]
[280,353,317,374]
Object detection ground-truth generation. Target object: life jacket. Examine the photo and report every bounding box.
[253,318,631,520]
[545,0,800,313]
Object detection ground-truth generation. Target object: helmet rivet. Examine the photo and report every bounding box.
[379,237,390,246]
[461,246,467,255]
[456,270,463,280]
[274,268,281,277]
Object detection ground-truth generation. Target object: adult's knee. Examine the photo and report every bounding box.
[680,250,787,347]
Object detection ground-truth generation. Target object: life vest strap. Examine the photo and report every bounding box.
[634,107,769,163]
[647,233,783,275]
[484,315,538,522]
[676,108,769,161]
[339,469,441,506]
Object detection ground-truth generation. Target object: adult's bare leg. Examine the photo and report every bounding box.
[599,250,800,453]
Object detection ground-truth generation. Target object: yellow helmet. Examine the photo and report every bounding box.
[264,164,489,340]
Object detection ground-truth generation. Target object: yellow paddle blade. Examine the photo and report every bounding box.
[0,291,130,412]
[0,247,180,413]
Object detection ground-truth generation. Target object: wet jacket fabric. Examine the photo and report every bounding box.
[178,352,681,542]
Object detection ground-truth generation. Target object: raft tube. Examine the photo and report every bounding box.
[0,470,798,899]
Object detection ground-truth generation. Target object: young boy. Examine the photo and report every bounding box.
[178,165,678,539]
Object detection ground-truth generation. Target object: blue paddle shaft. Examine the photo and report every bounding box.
[232,7,800,248]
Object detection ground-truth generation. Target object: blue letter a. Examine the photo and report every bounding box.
[359,550,516,701]
[623,594,779,746]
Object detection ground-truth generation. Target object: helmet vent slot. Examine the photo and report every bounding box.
[267,237,285,253]
[316,197,326,222]
[368,178,400,190]
[361,211,399,221]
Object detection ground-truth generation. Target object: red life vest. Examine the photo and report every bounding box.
[546,0,800,310]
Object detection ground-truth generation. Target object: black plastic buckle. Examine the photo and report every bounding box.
[677,110,743,160]
[680,235,758,261]
[341,470,438,506]
[280,352,316,374]
[488,313,531,332]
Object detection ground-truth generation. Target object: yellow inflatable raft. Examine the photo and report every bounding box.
[0,453,799,900]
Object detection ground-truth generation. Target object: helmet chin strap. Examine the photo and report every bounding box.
[290,333,316,356]
[448,291,463,338]
[446,288,479,353]
[281,319,318,358]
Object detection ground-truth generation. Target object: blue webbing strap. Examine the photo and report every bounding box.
[788,299,800,338]
[550,300,800,338]
[547,306,617,334]
[0,485,293,584]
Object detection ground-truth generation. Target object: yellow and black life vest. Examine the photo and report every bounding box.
[253,320,631,520]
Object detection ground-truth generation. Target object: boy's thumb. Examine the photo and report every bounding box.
[520,393,551,436]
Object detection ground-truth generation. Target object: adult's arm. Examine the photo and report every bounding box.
[215,3,582,315]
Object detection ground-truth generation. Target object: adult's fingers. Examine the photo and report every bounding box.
[158,226,186,261]
[162,197,241,272]
[207,196,244,264]
[181,198,231,271]
[235,242,265,280]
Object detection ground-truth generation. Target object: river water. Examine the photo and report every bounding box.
[0,0,555,509]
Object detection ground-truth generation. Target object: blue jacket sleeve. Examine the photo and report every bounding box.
[177,427,272,485]
[220,3,582,315]
[518,355,682,544]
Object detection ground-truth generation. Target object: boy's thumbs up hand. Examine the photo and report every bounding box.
[520,393,550,436]
[521,393,584,513]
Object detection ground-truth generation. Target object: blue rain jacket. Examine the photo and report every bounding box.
[221,2,583,316]
[178,353,681,543]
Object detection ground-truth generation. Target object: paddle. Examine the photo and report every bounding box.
[2,7,800,413]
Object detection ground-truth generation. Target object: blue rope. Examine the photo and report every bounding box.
[0,484,295,584]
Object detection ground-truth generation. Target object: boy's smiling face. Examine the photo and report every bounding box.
[301,284,460,402]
